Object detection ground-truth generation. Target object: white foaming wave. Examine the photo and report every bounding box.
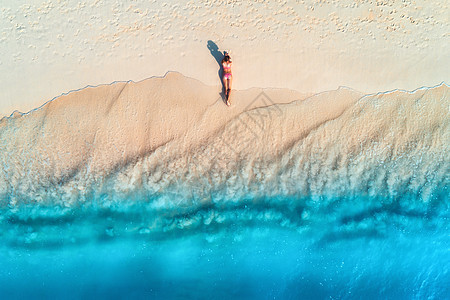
[0,74,448,213]
[0,76,449,248]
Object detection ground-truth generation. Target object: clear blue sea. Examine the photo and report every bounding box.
[1,191,448,299]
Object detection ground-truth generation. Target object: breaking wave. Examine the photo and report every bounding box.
[0,73,448,247]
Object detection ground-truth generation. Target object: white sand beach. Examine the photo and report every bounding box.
[1,0,449,118]
[1,2,450,298]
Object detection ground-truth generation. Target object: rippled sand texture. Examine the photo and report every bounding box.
[1,0,449,117]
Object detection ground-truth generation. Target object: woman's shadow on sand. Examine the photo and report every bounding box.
[207,40,227,102]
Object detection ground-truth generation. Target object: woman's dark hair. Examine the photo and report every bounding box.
[224,54,230,62]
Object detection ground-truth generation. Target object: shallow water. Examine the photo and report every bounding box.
[1,190,448,299]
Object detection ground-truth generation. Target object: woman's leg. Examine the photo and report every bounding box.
[223,77,229,95]
[225,77,232,104]
[226,78,232,100]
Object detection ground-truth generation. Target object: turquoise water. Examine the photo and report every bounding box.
[1,190,448,299]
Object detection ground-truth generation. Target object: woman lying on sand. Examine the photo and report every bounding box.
[222,51,232,106]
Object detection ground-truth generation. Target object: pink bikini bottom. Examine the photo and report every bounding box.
[223,73,232,80]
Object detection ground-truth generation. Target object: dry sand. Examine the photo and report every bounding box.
[1,0,449,118]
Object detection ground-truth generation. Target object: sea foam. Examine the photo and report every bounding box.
[0,72,448,246]
[1,73,449,299]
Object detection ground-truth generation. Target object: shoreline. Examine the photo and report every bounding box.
[1,70,447,121]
